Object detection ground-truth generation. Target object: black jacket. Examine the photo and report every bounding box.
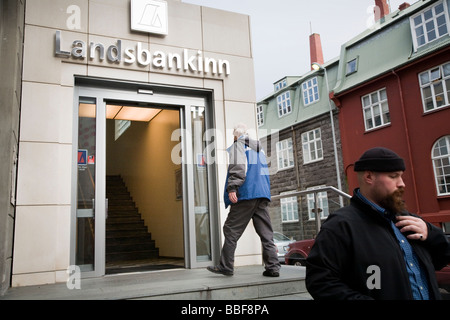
[306,192,450,300]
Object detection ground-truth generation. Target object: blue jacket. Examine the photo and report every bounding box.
[224,136,271,208]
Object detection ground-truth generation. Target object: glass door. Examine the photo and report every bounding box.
[182,105,220,268]
[71,82,218,276]
[71,94,106,278]
[75,98,97,272]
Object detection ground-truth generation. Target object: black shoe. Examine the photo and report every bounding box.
[207,265,233,276]
[263,270,280,277]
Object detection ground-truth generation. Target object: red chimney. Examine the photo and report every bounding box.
[309,33,324,70]
[399,2,410,11]
[374,0,390,21]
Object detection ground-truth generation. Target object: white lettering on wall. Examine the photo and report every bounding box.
[54,30,231,76]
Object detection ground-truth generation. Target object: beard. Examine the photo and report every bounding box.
[378,187,406,214]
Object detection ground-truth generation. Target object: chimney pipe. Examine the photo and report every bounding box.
[309,33,324,70]
[399,2,410,11]
[374,0,390,21]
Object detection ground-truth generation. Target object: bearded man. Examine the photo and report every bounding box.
[306,147,450,300]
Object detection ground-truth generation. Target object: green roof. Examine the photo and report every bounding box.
[333,0,450,95]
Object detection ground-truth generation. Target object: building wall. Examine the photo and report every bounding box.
[12,0,260,287]
[0,0,25,296]
[262,111,345,241]
[337,48,450,225]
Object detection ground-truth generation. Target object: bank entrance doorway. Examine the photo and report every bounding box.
[71,79,219,278]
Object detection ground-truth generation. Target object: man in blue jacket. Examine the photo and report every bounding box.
[207,123,280,277]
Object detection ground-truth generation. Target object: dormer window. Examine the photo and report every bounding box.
[410,1,449,51]
[277,91,292,117]
[274,79,287,91]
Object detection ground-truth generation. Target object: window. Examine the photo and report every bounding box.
[302,77,319,106]
[361,88,390,131]
[307,186,329,220]
[276,138,294,170]
[432,136,450,196]
[410,1,449,50]
[419,62,450,112]
[256,105,264,127]
[301,128,323,164]
[275,79,287,91]
[277,91,292,117]
[280,195,299,222]
[115,120,131,140]
[346,58,358,75]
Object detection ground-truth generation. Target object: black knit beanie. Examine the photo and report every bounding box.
[354,147,405,172]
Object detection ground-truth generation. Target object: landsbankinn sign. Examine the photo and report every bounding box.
[54,31,231,76]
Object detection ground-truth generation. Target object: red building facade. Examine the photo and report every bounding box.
[334,0,450,228]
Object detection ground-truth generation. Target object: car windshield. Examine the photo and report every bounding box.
[273,233,290,241]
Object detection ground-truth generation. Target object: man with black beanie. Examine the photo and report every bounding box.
[306,147,450,300]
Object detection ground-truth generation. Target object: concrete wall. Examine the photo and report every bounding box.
[0,0,25,295]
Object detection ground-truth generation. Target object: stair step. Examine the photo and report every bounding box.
[106,229,150,238]
[106,242,157,253]
[106,250,159,262]
[107,216,143,223]
[106,234,153,245]
[106,223,147,231]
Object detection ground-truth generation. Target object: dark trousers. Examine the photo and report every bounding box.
[219,198,280,273]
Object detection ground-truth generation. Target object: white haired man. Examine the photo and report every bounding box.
[207,123,280,277]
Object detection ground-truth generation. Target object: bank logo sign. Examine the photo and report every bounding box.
[131,0,168,35]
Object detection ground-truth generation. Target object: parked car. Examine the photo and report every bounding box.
[273,232,295,263]
[284,238,315,266]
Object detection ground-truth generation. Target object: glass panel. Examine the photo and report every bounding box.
[76,99,96,271]
[414,15,422,26]
[191,106,211,262]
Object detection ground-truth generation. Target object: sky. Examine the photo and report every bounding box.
[182,0,416,100]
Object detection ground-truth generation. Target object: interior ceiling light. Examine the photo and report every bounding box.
[79,103,161,122]
[107,105,161,122]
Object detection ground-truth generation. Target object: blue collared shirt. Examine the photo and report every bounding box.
[355,189,430,300]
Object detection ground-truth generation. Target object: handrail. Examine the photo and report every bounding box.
[271,186,351,201]
[271,186,351,235]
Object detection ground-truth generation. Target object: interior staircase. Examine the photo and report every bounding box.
[106,175,159,266]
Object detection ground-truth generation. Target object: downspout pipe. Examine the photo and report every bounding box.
[391,69,420,213]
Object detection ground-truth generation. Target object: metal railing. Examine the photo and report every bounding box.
[272,186,351,235]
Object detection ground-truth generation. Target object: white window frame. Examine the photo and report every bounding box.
[280,194,299,223]
[302,77,319,106]
[277,91,292,117]
[361,88,390,131]
[307,186,329,220]
[432,135,450,196]
[256,104,264,127]
[346,58,358,75]
[276,138,294,170]
[301,128,323,164]
[419,62,450,113]
[410,0,450,51]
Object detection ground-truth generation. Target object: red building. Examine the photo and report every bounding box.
[333,0,450,228]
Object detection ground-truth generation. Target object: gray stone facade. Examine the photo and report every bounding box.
[262,111,348,241]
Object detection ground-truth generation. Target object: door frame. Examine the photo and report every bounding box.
[70,78,220,278]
